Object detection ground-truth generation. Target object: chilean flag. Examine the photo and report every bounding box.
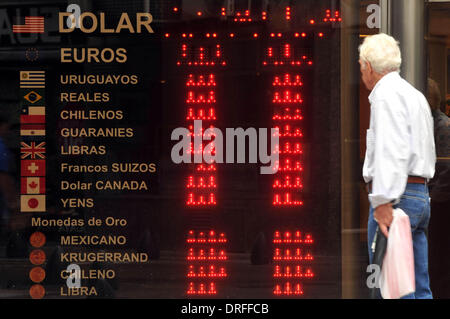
[21,106,45,124]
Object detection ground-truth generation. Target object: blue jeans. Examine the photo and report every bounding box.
[367,183,433,299]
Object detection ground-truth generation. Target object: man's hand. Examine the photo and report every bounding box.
[374,203,393,237]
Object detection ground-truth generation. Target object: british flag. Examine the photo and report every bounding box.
[20,141,46,159]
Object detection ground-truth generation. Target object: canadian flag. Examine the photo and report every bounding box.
[21,177,45,194]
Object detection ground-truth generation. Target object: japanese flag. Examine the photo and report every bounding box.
[20,195,45,212]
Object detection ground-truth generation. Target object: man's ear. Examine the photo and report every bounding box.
[366,61,373,74]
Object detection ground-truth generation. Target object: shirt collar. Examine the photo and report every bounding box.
[368,71,400,102]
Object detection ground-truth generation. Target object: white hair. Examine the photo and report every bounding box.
[359,33,402,73]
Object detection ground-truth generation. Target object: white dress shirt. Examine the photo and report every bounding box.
[363,72,436,209]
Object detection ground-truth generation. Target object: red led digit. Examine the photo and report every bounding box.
[208,230,216,243]
[304,268,314,278]
[274,285,282,295]
[187,230,196,243]
[198,266,206,277]
[284,282,292,295]
[285,7,291,20]
[208,265,216,277]
[198,232,206,243]
[198,283,206,294]
[208,193,217,205]
[273,194,281,205]
[274,231,282,243]
[187,282,195,294]
[295,265,302,277]
[187,176,195,188]
[304,234,314,244]
[188,265,195,278]
[294,231,302,243]
[218,250,227,260]
[187,193,194,205]
[284,44,291,57]
[284,249,292,261]
[198,249,206,260]
[187,248,195,260]
[218,233,227,243]
[219,267,227,278]
[274,265,282,277]
[284,232,292,243]
[208,282,217,294]
[208,248,216,260]
[285,266,292,278]
[294,248,302,260]
[304,252,313,261]
[294,284,304,295]
[274,248,281,260]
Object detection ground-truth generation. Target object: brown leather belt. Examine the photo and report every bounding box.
[366,176,426,193]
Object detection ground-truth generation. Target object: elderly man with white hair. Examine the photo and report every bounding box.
[359,33,436,299]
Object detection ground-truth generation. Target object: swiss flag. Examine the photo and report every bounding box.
[20,195,45,212]
[21,160,45,177]
[21,177,45,194]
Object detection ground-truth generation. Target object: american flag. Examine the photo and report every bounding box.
[13,16,45,33]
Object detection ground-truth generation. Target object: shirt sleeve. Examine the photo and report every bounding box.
[369,99,409,209]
